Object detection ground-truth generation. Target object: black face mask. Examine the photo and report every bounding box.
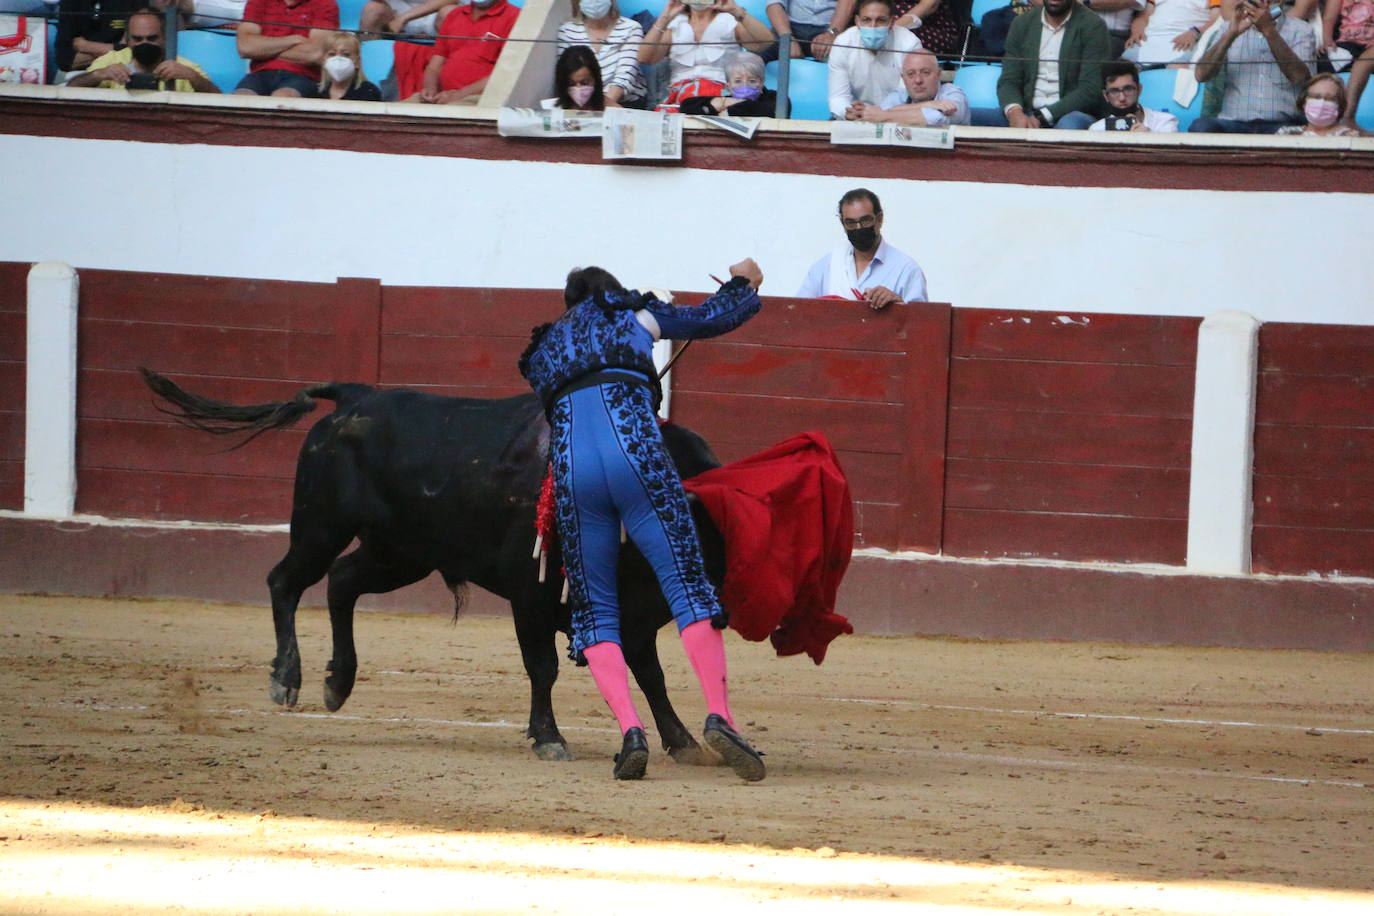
[845,226,879,252]
[130,41,164,69]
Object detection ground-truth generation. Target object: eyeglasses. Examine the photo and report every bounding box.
[1104,85,1139,96]
[840,215,877,229]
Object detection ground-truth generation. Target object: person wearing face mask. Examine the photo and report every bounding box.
[407,0,520,103]
[317,32,381,100]
[828,0,922,120]
[1276,73,1365,134]
[69,9,220,92]
[969,0,1110,129]
[680,49,777,114]
[639,0,775,111]
[552,45,607,109]
[556,0,647,107]
[797,188,927,310]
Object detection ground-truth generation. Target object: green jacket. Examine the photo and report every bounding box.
[997,5,1110,123]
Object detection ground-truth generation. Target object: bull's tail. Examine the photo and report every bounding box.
[140,367,343,449]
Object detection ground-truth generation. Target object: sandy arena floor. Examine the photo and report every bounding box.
[0,593,1370,915]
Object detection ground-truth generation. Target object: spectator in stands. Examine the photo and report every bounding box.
[1188,0,1314,133]
[830,0,922,119]
[797,188,928,308]
[848,47,968,123]
[556,0,646,107]
[408,0,520,103]
[1123,0,1220,66]
[360,0,457,38]
[763,0,856,61]
[970,0,1109,128]
[1276,72,1365,133]
[234,0,338,96]
[892,0,963,57]
[638,0,775,111]
[318,31,382,99]
[68,8,220,90]
[55,0,164,72]
[1322,0,1374,67]
[681,49,778,113]
[553,44,606,108]
[1088,60,1179,128]
[1082,0,1146,58]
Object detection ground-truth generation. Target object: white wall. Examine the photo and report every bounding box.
[4,133,1372,324]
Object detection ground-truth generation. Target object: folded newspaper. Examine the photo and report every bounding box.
[830,121,954,150]
[602,107,683,160]
[688,114,762,140]
[497,107,603,139]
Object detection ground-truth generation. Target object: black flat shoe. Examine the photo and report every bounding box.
[703,714,766,782]
[613,726,649,780]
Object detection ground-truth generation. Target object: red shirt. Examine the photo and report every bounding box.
[243,0,339,79]
[434,0,519,92]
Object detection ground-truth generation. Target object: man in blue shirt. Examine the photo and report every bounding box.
[797,187,928,309]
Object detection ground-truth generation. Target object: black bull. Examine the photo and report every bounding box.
[142,369,728,764]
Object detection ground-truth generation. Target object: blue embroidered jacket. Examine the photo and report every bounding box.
[519,277,761,412]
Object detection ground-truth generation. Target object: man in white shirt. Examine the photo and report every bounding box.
[850,47,971,125]
[797,188,929,309]
[828,0,922,119]
[1088,60,1180,130]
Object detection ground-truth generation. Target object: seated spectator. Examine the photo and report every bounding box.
[893,0,963,56]
[1188,0,1314,133]
[638,0,775,112]
[830,0,922,120]
[552,44,607,109]
[67,8,219,90]
[680,49,778,114]
[1088,60,1179,128]
[359,0,457,39]
[407,0,520,103]
[1276,72,1365,133]
[174,0,248,30]
[849,47,969,123]
[1322,0,1374,66]
[762,0,856,62]
[234,0,338,96]
[1082,0,1147,58]
[556,0,646,107]
[971,0,1109,128]
[318,31,382,99]
[1124,0,1220,66]
[55,0,158,72]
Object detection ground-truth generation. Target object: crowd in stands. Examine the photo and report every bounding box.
[18,0,1371,133]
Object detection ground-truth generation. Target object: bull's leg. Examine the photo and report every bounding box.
[620,619,711,765]
[323,546,430,712]
[510,599,573,761]
[266,527,353,708]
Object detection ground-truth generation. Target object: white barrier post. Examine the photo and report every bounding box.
[24,262,79,518]
[1186,310,1260,574]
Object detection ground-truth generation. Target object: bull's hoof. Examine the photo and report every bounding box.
[323,683,349,712]
[667,743,717,767]
[532,741,574,761]
[268,679,299,708]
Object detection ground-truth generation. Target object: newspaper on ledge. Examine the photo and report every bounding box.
[602,107,683,160]
[497,107,603,139]
[829,121,954,150]
[688,114,762,140]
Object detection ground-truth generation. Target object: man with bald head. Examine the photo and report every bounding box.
[849,48,970,126]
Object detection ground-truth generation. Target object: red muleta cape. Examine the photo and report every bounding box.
[683,432,854,664]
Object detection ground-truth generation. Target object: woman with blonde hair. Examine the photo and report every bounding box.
[318,32,383,102]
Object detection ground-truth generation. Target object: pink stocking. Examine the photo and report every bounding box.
[583,641,643,735]
[680,619,733,726]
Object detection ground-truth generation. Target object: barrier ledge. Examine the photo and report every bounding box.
[2,82,1372,152]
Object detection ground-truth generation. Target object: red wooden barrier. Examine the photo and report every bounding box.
[1253,322,1374,578]
[0,261,26,510]
[944,309,1199,564]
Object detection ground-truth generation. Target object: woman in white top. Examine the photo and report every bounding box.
[1124,0,1220,66]
[557,0,647,106]
[639,0,775,110]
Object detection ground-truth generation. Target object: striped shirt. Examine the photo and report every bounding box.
[557,17,647,103]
